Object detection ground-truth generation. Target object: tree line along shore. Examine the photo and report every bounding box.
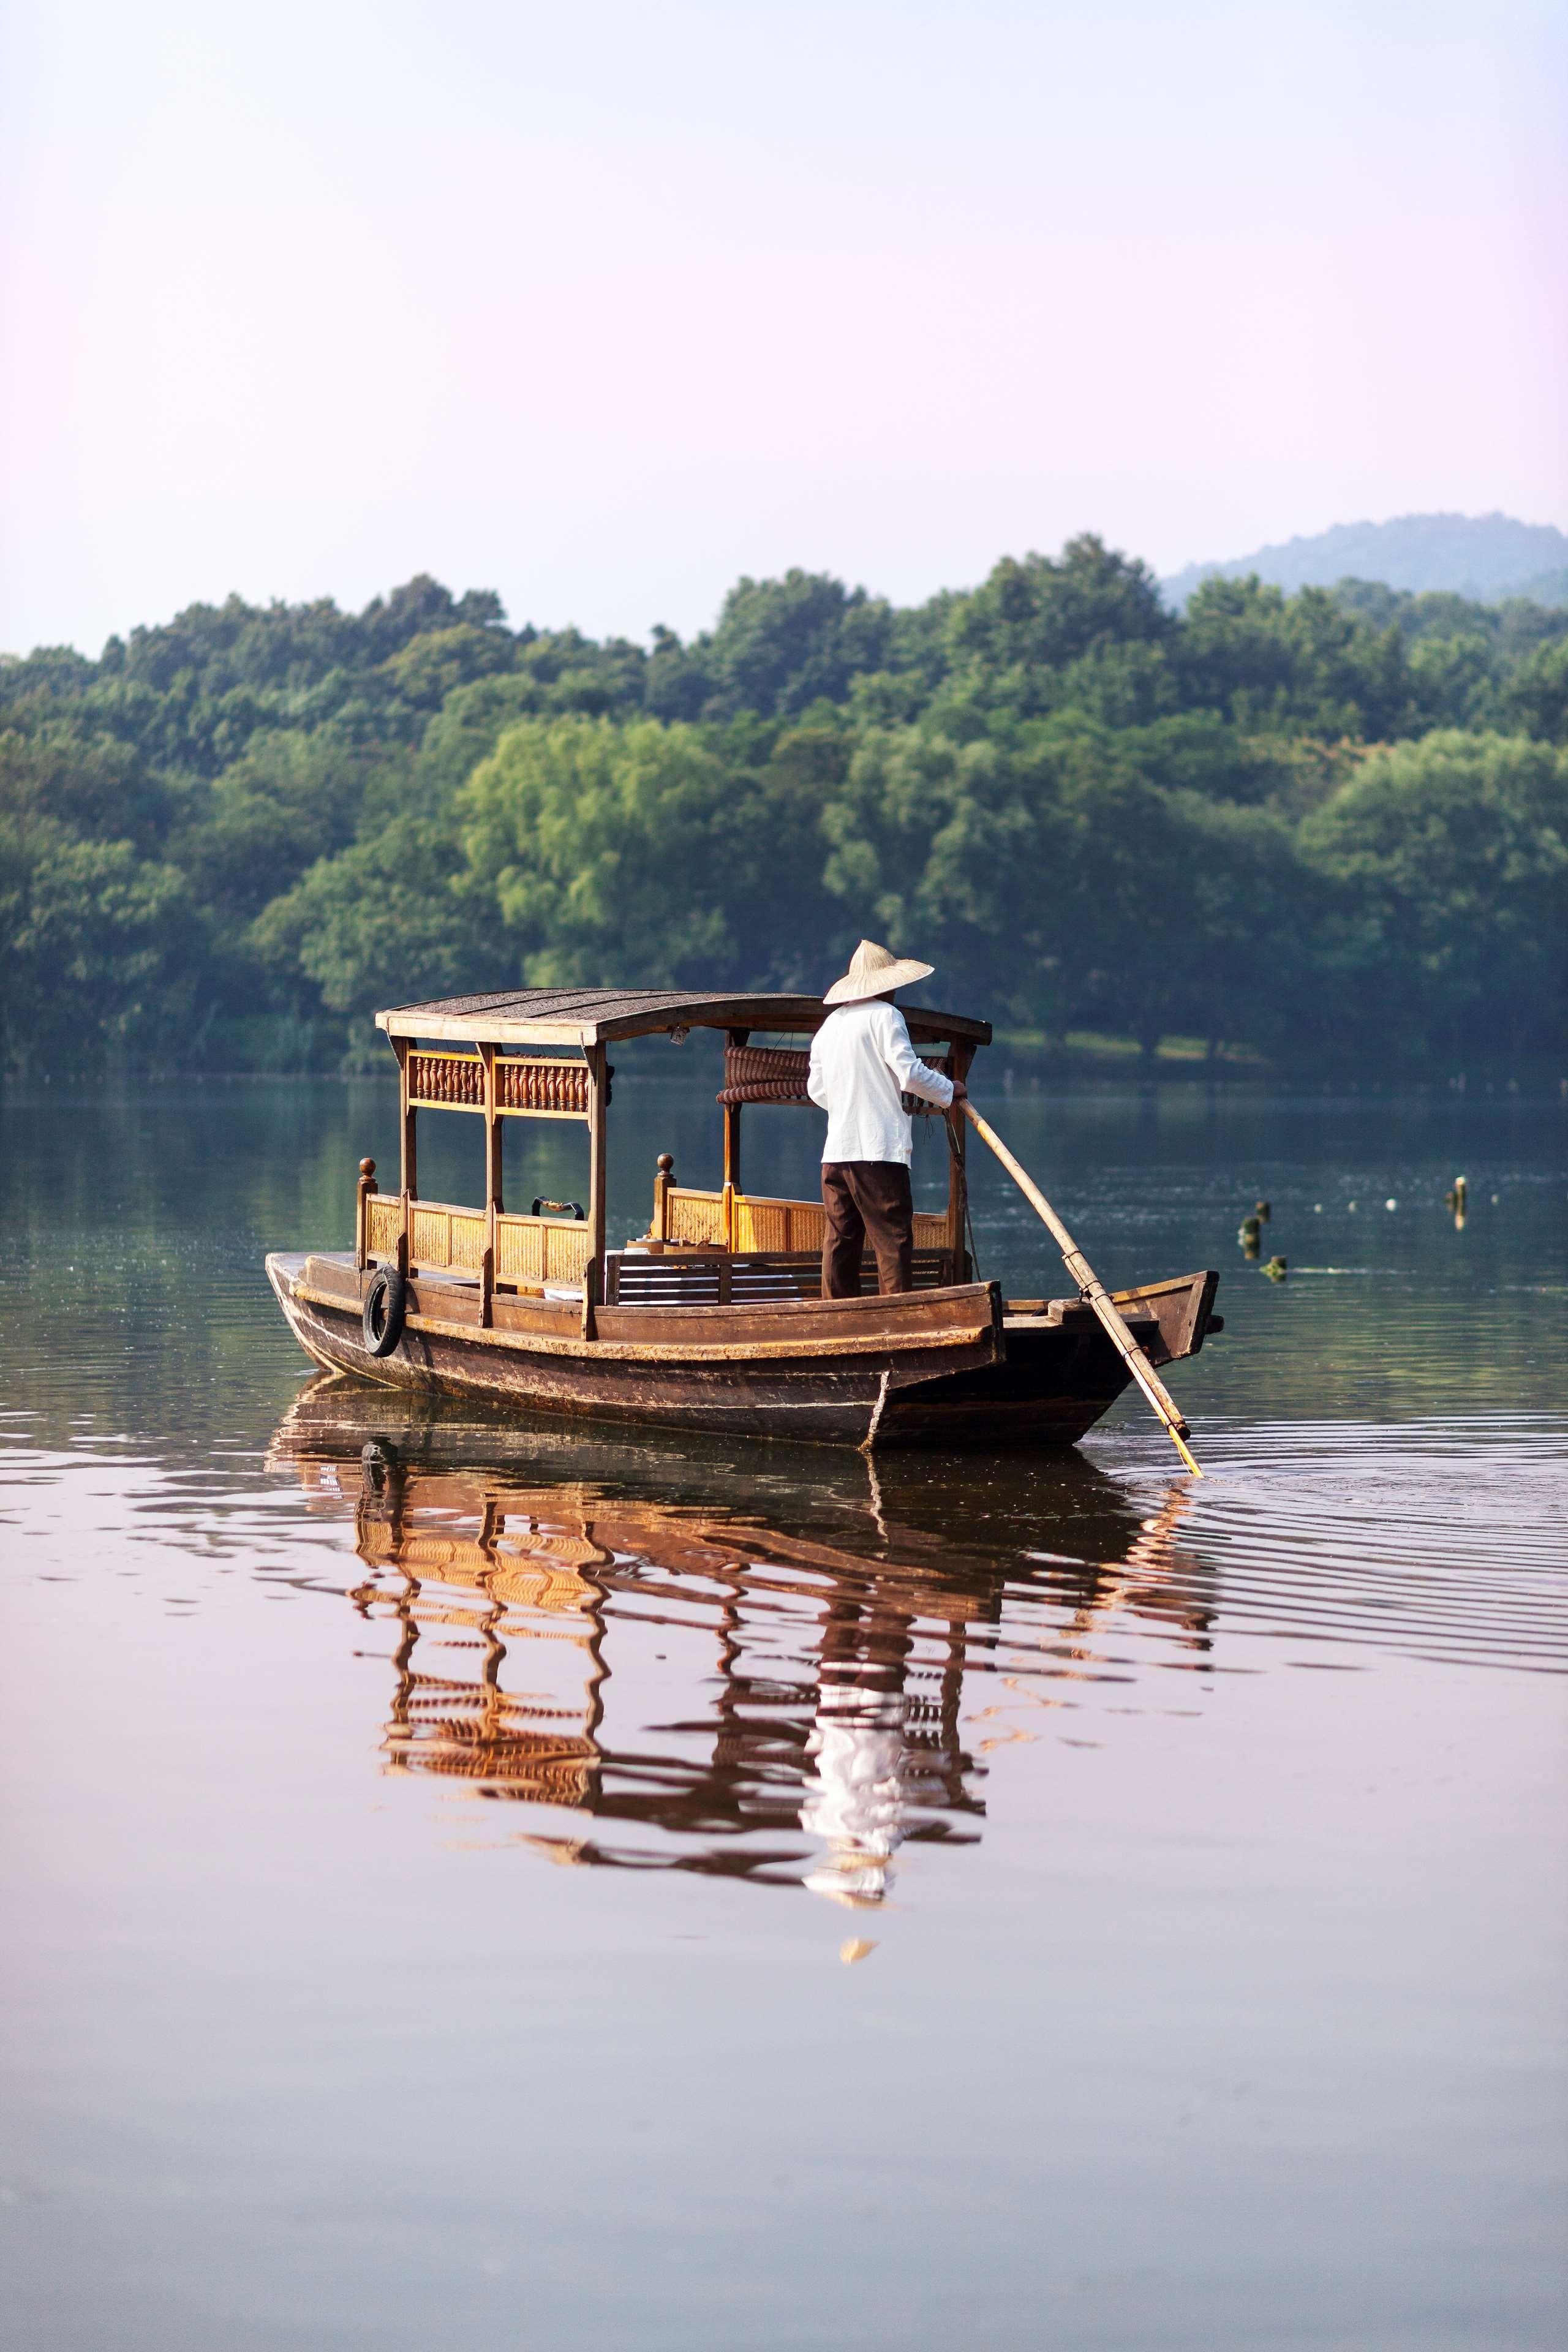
[2,537,1564,1075]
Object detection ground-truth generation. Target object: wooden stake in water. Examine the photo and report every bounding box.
[960,1101,1205,1478]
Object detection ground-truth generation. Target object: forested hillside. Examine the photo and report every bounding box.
[3,539,1566,1072]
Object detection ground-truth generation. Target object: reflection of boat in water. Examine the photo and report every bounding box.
[270,1377,1215,1903]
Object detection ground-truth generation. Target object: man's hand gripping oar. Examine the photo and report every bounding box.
[954,1099,1205,1478]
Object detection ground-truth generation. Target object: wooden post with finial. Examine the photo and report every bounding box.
[355,1159,377,1270]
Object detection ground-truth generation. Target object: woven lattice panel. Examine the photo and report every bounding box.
[668,1188,947,1254]
[665,1189,727,1245]
[366,1196,401,1257]
[410,1204,485,1271]
[731,1194,821,1251]
[496,1216,545,1284]
[495,1215,591,1285]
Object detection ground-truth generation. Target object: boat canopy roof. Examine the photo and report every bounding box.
[375,987,992,1050]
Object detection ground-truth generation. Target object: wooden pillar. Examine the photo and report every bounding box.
[586,1044,608,1291]
[479,1043,500,1325]
[723,1027,748,1195]
[582,1046,616,1329]
[722,1098,741,1245]
[488,1071,505,1213]
[945,1041,974,1283]
[394,1036,417,1276]
[652,1152,674,1243]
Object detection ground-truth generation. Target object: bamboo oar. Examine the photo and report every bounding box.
[959,1101,1204,1477]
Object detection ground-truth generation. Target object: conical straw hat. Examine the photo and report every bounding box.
[823,938,935,1006]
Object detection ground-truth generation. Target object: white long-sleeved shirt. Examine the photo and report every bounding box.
[806,998,955,1165]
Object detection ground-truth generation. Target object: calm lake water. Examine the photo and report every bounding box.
[2,1066,1566,2351]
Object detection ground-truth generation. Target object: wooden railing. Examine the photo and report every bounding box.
[493,1213,594,1288]
[364,1192,592,1287]
[358,1169,949,1298]
[660,1183,948,1256]
[405,1048,591,1120]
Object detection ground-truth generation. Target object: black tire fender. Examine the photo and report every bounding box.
[362,1265,407,1357]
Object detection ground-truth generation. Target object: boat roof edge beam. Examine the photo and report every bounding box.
[378,1012,598,1048]
[375,989,991,1050]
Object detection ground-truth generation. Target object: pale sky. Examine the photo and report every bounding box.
[2,0,1564,655]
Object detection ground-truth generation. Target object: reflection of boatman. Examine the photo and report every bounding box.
[797,1542,948,1909]
[801,1680,911,1907]
[807,939,967,1298]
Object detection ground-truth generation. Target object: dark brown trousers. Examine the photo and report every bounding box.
[821,1161,914,1297]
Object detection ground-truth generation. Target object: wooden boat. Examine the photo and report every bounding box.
[266,986,1222,1448]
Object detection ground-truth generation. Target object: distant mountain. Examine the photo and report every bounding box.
[1163,512,1568,609]
[1510,567,1568,608]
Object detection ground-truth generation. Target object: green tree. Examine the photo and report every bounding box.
[1299,731,1568,1055]
[1175,576,1409,736]
[457,715,830,987]
[251,812,500,1057]
[1504,638,1568,744]
[0,718,178,852]
[695,571,897,718]
[0,813,195,1068]
[820,725,1072,1023]
[173,728,407,925]
[947,536,1171,714]
[377,624,519,710]
[1048,768,1218,1055]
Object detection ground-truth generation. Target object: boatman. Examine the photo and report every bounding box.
[807,939,967,1298]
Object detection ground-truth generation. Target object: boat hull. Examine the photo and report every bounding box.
[266,1252,1199,1451]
